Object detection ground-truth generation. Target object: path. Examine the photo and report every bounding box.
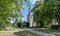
[22,28,58,36]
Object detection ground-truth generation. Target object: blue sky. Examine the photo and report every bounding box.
[21,0,37,21]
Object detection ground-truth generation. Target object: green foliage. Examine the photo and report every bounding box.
[0,0,25,30]
[32,0,60,27]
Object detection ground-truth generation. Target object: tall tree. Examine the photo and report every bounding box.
[0,0,25,29]
[32,0,60,27]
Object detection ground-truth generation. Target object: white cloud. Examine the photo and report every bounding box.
[30,0,40,4]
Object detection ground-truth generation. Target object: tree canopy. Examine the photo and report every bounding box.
[32,0,60,27]
[0,0,25,29]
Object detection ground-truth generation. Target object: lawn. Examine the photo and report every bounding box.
[0,29,41,36]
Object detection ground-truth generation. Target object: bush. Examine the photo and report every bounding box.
[17,22,22,28]
[0,25,6,31]
[26,22,29,27]
[51,25,60,29]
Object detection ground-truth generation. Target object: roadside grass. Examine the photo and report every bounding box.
[0,32,16,36]
[0,29,41,36]
[32,28,60,36]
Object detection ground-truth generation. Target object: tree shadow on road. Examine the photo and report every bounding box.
[14,30,40,36]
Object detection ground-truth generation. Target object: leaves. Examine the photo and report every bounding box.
[0,0,24,28]
[32,0,60,27]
